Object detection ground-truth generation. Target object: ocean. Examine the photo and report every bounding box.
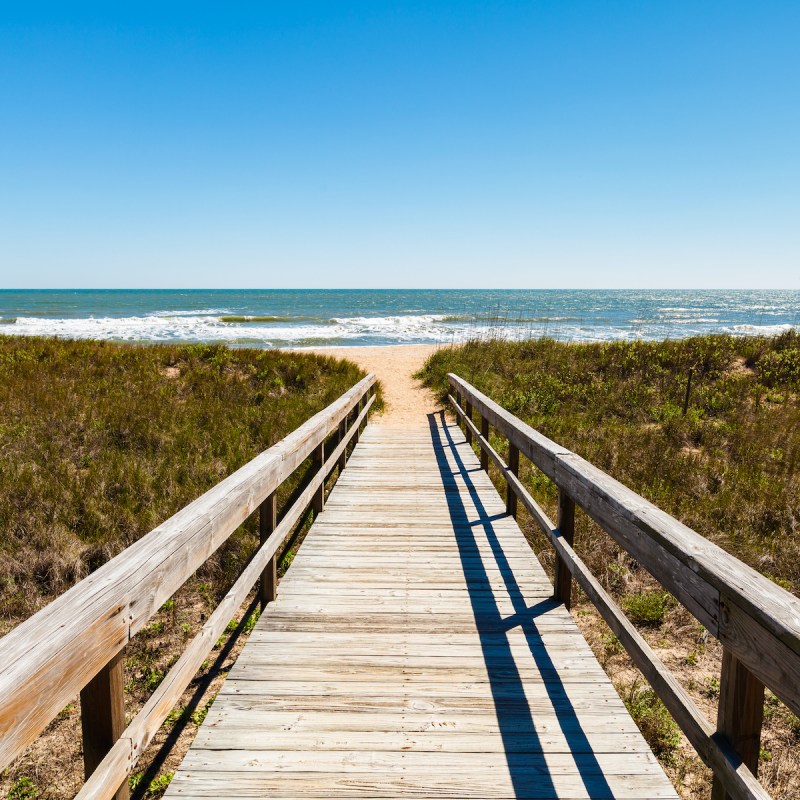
[0,289,798,348]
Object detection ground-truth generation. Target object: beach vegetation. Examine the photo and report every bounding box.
[623,683,681,762]
[420,331,800,797]
[0,336,373,621]
[0,335,377,798]
[420,332,800,592]
[622,591,676,625]
[6,778,39,800]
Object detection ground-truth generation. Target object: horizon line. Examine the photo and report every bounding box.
[2,287,799,293]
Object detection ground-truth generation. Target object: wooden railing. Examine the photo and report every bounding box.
[448,373,800,800]
[0,374,377,800]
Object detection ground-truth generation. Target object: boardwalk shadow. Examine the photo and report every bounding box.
[427,411,616,799]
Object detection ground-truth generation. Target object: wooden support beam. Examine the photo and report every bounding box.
[80,651,128,800]
[506,444,519,518]
[353,398,362,446]
[480,417,490,472]
[447,372,800,727]
[553,490,575,609]
[259,492,277,608]
[313,442,325,514]
[464,401,473,445]
[711,651,765,800]
[454,391,463,433]
[337,419,347,472]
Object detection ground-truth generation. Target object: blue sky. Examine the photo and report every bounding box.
[1,2,798,289]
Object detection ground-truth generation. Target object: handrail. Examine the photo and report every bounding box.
[448,372,800,800]
[0,373,376,798]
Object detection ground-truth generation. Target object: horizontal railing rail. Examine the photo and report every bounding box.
[448,372,800,800]
[0,373,376,800]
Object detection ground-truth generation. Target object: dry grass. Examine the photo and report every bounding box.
[0,336,377,799]
[420,332,800,800]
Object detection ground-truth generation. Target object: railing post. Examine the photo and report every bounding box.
[480,416,489,472]
[313,441,325,514]
[553,489,575,609]
[711,650,765,800]
[454,391,463,433]
[338,417,347,472]
[506,443,519,518]
[465,401,473,445]
[259,491,277,608]
[353,396,362,446]
[80,651,129,800]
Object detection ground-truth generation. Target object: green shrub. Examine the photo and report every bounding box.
[622,591,676,625]
[624,686,681,761]
[7,778,38,800]
[129,772,174,797]
[0,336,376,621]
[146,773,174,796]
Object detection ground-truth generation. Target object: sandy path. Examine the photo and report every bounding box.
[308,344,443,425]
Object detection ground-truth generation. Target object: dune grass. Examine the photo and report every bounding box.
[0,336,372,624]
[0,335,377,799]
[419,332,800,798]
[420,332,800,591]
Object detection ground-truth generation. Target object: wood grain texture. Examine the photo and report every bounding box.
[480,416,490,472]
[506,443,519,518]
[259,492,278,608]
[448,373,800,719]
[711,652,766,800]
[0,375,375,773]
[448,389,770,800]
[73,393,376,800]
[553,491,575,610]
[80,651,128,800]
[164,416,677,799]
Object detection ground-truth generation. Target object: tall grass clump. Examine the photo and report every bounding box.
[0,336,372,625]
[420,332,800,798]
[420,332,800,592]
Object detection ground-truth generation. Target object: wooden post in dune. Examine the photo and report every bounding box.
[711,652,765,800]
[480,416,490,471]
[260,492,278,607]
[80,652,128,800]
[553,490,575,609]
[506,443,519,518]
[313,442,325,514]
[338,418,347,472]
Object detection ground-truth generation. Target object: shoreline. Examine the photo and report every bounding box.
[305,343,443,425]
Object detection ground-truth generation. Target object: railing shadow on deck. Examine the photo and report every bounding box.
[427,410,615,800]
[448,372,800,800]
[130,593,259,799]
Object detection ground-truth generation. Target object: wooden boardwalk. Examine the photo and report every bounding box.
[165,414,677,799]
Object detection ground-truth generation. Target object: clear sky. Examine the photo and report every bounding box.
[1,2,798,289]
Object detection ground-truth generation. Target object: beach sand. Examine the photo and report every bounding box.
[308,344,443,425]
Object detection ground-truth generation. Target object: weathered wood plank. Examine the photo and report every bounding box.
[448,373,800,704]
[80,650,128,800]
[448,378,779,800]
[164,416,677,800]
